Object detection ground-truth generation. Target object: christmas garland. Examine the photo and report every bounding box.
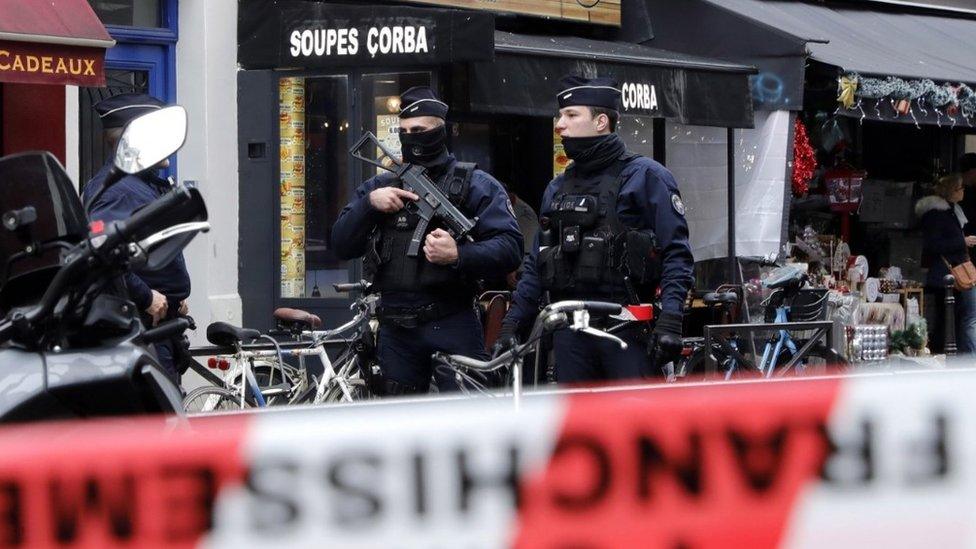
[792,118,816,197]
[837,73,976,125]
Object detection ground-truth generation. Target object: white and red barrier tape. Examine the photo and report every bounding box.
[0,369,972,547]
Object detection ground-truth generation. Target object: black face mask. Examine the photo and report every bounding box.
[399,125,448,166]
[561,133,626,174]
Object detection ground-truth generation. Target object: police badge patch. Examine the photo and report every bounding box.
[671,193,686,216]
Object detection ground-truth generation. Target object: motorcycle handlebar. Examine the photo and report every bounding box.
[0,186,196,344]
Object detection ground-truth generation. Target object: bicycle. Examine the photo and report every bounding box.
[182,281,379,413]
[432,300,629,408]
[677,258,845,380]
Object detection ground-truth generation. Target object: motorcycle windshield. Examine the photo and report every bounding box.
[0,152,87,288]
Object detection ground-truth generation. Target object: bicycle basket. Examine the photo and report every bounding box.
[763,288,829,323]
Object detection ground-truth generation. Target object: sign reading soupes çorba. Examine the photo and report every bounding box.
[0,40,105,87]
[238,3,495,70]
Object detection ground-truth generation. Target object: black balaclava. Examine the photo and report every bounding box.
[400,125,449,167]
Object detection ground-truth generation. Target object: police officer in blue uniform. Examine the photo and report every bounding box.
[331,87,522,395]
[82,93,191,385]
[498,75,694,382]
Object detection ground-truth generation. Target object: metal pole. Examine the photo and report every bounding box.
[945,275,957,356]
[727,127,736,282]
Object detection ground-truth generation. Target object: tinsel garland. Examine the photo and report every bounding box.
[792,118,816,197]
[838,73,976,125]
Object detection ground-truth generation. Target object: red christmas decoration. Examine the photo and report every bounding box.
[792,118,817,197]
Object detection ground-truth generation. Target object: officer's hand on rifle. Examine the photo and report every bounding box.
[369,187,419,213]
[649,312,683,370]
[492,321,520,359]
[424,228,459,265]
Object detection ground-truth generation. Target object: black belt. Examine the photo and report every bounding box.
[376,300,472,329]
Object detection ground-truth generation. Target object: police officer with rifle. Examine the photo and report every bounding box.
[497,75,694,382]
[332,86,522,395]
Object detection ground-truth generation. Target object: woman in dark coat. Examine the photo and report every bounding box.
[917,174,976,353]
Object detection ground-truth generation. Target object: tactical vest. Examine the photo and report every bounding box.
[364,162,476,297]
[537,154,662,303]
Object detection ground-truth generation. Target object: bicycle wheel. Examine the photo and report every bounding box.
[773,342,848,377]
[231,362,294,406]
[183,385,251,413]
[678,344,762,382]
[320,367,373,403]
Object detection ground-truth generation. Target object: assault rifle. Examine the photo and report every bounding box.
[350,131,476,257]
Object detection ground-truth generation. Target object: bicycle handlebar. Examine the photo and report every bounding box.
[546,300,622,315]
[333,281,368,293]
[433,300,628,374]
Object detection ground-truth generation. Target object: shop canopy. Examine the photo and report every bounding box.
[0,0,114,87]
[645,0,976,121]
[467,31,756,128]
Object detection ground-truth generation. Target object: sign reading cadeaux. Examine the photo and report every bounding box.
[0,40,105,87]
[238,3,494,70]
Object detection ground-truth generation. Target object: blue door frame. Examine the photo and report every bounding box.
[101,1,179,175]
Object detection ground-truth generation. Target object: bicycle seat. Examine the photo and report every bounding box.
[703,292,739,305]
[206,321,261,347]
[273,307,323,330]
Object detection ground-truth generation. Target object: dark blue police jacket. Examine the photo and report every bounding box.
[83,162,191,312]
[331,154,522,307]
[507,155,695,328]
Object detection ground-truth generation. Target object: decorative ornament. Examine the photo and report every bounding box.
[792,118,816,197]
[838,73,976,125]
[838,75,858,109]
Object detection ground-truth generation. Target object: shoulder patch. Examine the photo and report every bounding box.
[671,193,686,216]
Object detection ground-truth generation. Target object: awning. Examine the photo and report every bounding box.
[238,1,494,70]
[643,0,976,119]
[704,0,976,85]
[0,0,114,86]
[467,32,756,128]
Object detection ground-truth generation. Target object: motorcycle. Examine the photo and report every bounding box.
[0,105,207,422]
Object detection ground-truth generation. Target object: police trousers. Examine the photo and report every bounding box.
[377,307,488,394]
[552,323,651,384]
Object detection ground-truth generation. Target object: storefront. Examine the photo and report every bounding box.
[643,0,976,357]
[236,0,756,331]
[0,1,113,166]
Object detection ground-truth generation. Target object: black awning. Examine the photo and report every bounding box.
[644,0,976,116]
[238,1,494,70]
[467,32,756,128]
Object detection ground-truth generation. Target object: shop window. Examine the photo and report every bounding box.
[280,76,350,299]
[88,0,161,28]
[361,73,431,175]
[617,115,654,159]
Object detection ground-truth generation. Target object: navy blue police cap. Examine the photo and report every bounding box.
[94,93,166,129]
[557,75,621,111]
[399,86,448,120]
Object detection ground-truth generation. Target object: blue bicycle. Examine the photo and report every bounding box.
[678,261,844,381]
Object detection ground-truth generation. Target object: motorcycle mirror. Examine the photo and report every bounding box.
[114,106,187,175]
[136,221,210,272]
[85,106,188,213]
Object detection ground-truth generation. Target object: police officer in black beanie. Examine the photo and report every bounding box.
[83,93,191,386]
[497,75,694,383]
[331,86,522,395]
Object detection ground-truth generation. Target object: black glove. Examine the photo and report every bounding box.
[650,311,683,367]
[492,321,520,359]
